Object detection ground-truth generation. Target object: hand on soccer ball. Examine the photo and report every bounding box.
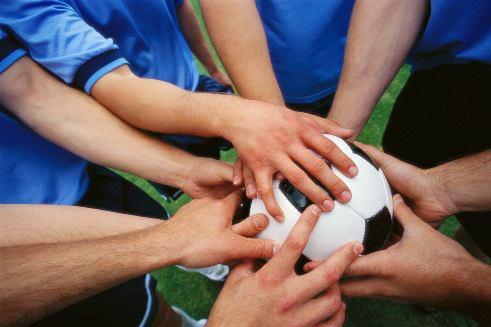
[355,142,455,227]
[338,195,481,310]
[208,204,363,327]
[179,156,237,199]
[167,191,276,268]
[225,102,358,221]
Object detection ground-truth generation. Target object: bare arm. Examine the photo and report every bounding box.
[0,205,160,247]
[0,57,235,199]
[328,0,427,136]
[178,0,231,87]
[92,65,358,220]
[0,192,276,326]
[200,0,284,105]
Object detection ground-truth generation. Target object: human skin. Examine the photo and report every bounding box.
[357,143,491,226]
[177,0,232,88]
[0,191,276,326]
[327,0,427,137]
[0,57,236,199]
[305,195,491,324]
[208,204,363,327]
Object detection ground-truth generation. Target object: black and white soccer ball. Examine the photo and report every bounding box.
[238,134,393,261]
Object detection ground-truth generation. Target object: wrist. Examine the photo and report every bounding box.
[426,167,459,216]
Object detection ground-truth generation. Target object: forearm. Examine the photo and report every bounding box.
[328,0,427,135]
[200,0,284,105]
[178,0,219,75]
[92,65,255,138]
[0,205,160,247]
[430,150,491,214]
[0,57,201,189]
[454,260,491,324]
[0,225,177,326]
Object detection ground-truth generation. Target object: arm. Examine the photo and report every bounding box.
[328,0,427,136]
[358,143,491,226]
[177,0,232,88]
[338,195,491,324]
[0,191,276,325]
[200,0,284,105]
[0,205,160,247]
[0,57,235,199]
[208,205,362,326]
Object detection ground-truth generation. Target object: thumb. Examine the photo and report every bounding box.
[225,260,255,285]
[393,194,422,229]
[354,142,422,192]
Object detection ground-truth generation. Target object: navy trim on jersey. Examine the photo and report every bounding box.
[73,49,128,93]
[0,37,27,74]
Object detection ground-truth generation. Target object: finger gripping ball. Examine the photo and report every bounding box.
[236,134,393,261]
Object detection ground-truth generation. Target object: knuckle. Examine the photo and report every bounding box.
[330,295,343,313]
[253,241,268,257]
[328,178,347,195]
[287,319,303,327]
[259,271,279,288]
[322,266,341,285]
[309,159,326,175]
[276,293,297,313]
[288,170,305,185]
[320,138,336,154]
[286,235,307,252]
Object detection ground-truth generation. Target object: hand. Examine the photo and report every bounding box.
[338,195,490,318]
[355,142,456,226]
[208,204,363,327]
[224,102,358,220]
[167,191,276,268]
[180,156,237,199]
[210,69,234,90]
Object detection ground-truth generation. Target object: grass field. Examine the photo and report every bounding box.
[119,1,476,325]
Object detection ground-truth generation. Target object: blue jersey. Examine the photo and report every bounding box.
[0,33,88,204]
[0,0,199,94]
[408,0,491,71]
[256,0,355,104]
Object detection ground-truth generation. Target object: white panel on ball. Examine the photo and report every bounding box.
[379,169,394,216]
[303,204,365,260]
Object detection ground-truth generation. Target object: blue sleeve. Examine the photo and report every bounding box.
[0,0,128,93]
[175,0,185,7]
[0,28,27,74]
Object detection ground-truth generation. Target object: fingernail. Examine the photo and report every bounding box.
[310,205,321,216]
[246,184,256,198]
[348,166,358,177]
[341,191,351,202]
[342,302,347,311]
[394,194,404,203]
[233,176,241,185]
[275,215,284,222]
[273,243,281,255]
[253,216,266,229]
[353,242,364,255]
[323,199,334,211]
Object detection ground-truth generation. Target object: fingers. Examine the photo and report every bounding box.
[300,241,363,297]
[243,165,257,199]
[340,278,389,299]
[304,260,322,272]
[232,213,269,237]
[262,205,321,278]
[393,194,421,228]
[221,190,244,216]
[233,158,244,186]
[296,285,344,326]
[233,237,276,260]
[279,158,334,211]
[225,260,255,285]
[299,113,354,139]
[315,304,346,327]
[304,131,358,178]
[255,170,284,221]
[344,251,387,278]
[291,147,351,204]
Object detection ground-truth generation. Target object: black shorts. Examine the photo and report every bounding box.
[33,164,168,327]
[382,62,491,256]
[286,93,335,117]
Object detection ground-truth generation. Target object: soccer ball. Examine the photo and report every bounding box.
[236,135,393,261]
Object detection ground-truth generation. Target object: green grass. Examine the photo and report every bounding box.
[119,1,474,325]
